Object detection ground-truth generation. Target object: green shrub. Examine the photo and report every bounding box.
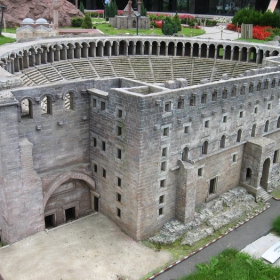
[79,1,84,14]
[82,14,92,29]
[273,215,280,235]
[162,16,178,35]
[173,13,182,31]
[106,0,118,18]
[141,2,147,16]
[232,7,280,28]
[71,17,83,27]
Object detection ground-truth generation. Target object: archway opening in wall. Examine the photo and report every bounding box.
[261,158,270,190]
[44,174,97,229]
[246,168,252,181]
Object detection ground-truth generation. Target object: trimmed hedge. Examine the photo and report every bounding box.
[162,17,178,35]
[71,17,83,27]
[82,14,92,29]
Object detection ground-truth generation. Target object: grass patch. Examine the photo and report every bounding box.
[180,248,280,280]
[236,38,266,44]
[3,27,17,34]
[272,188,280,199]
[272,215,280,235]
[91,20,205,37]
[0,35,16,45]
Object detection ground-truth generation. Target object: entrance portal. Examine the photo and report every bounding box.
[65,207,76,222]
[45,214,55,229]
[260,158,270,190]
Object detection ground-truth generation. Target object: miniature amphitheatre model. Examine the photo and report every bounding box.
[0,34,280,245]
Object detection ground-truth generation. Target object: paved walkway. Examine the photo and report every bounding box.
[155,198,280,280]
[197,26,240,40]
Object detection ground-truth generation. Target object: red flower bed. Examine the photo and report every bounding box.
[253,25,272,40]
[179,14,194,20]
[155,20,162,28]
[227,23,237,31]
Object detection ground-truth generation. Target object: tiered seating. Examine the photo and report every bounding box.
[21,68,49,85]
[150,57,173,82]
[232,62,258,78]
[191,58,215,84]
[129,56,154,83]
[172,57,193,84]
[37,65,63,82]
[20,74,35,87]
[70,59,98,79]
[53,60,80,80]
[212,60,235,82]
[109,56,135,79]
[90,57,116,78]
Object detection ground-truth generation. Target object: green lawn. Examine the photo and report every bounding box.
[180,248,280,280]
[236,38,266,44]
[3,27,16,34]
[0,35,16,45]
[272,188,280,199]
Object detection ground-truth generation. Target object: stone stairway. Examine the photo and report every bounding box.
[150,57,173,82]
[53,61,80,80]
[21,74,35,86]
[37,65,63,82]
[129,56,154,83]
[22,68,49,85]
[110,56,135,79]
[258,188,272,202]
[172,57,193,84]
[212,60,235,82]
[232,62,257,78]
[193,58,214,84]
[90,57,116,78]
[70,59,98,79]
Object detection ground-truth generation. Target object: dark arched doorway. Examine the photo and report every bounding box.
[260,158,270,190]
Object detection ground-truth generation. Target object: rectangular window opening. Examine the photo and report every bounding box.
[159,195,164,204]
[160,179,166,188]
[223,116,227,123]
[94,164,97,173]
[239,111,243,118]
[178,100,184,109]
[159,207,164,216]
[117,126,122,136]
[163,127,169,137]
[102,141,106,151]
[117,208,121,218]
[198,167,203,177]
[117,177,122,187]
[103,168,106,178]
[93,98,97,107]
[209,178,217,194]
[118,109,123,118]
[165,102,171,112]
[184,126,189,134]
[117,193,121,202]
[161,161,167,171]
[117,148,122,159]
[205,120,209,128]
[162,147,167,157]
[232,154,237,162]
[101,101,106,111]
[93,137,97,147]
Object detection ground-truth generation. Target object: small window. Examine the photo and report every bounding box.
[162,147,167,157]
[277,117,280,128]
[163,127,169,137]
[205,120,209,128]
[198,167,203,176]
[41,96,52,115]
[257,82,261,91]
[117,148,122,159]
[267,103,271,110]
[240,86,245,95]
[102,141,106,151]
[251,124,256,137]
[182,147,189,161]
[117,208,121,217]
[209,178,217,194]
[254,107,258,114]
[237,129,242,142]
[161,161,167,171]
[102,168,106,178]
[117,126,122,136]
[21,98,33,119]
[184,126,190,134]
[264,120,269,132]
[273,150,279,163]
[118,109,123,118]
[94,164,97,173]
[160,179,166,188]
[231,87,236,97]
[239,111,243,118]
[249,84,254,93]
[222,89,227,99]
[212,91,217,101]
[271,79,276,88]
[65,92,74,110]
[246,168,252,180]
[232,154,237,162]
[178,99,184,109]
[190,97,196,106]
[223,116,227,123]
[117,193,121,202]
[202,141,208,155]
[159,195,164,204]
[264,80,269,89]
[93,98,97,107]
[159,207,164,216]
[201,94,207,104]
[165,101,171,112]
[93,137,97,147]
[101,101,106,111]
[220,135,226,148]
[117,177,122,187]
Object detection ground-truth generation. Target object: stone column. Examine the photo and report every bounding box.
[42,49,48,64]
[138,0,142,14]
[246,50,250,62]
[165,45,168,56]
[48,49,54,63]
[157,44,160,56]
[149,44,152,55]
[223,48,226,60]
[53,0,60,30]
[23,53,29,69]
[206,47,209,58]
[214,47,218,59]
[14,56,20,72]
[238,50,242,61]
[198,47,201,58]
[256,51,260,64]
[35,52,41,65]
[230,49,234,61]
[82,45,89,58]
[182,45,185,56]
[54,48,60,61]
[128,0,132,17]
[133,43,136,55]
[190,46,193,57]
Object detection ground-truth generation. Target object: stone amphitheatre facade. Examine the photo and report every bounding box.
[0,35,280,244]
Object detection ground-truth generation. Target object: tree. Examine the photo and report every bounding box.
[106,0,118,19]
[173,13,181,31]
[141,2,147,17]
[79,1,85,14]
[162,16,178,36]
[82,14,92,29]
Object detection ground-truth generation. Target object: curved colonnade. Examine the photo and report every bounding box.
[1,36,280,76]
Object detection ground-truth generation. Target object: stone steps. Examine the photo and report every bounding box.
[150,57,173,82]
[21,74,35,86]
[22,68,49,85]
[90,57,116,78]
[232,62,258,77]
[53,61,80,80]
[129,56,154,83]
[212,60,235,81]
[37,65,63,82]
[109,56,135,79]
[193,58,214,84]
[172,57,193,84]
[258,188,272,202]
[70,59,98,79]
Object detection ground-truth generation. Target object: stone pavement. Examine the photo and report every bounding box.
[197,26,239,40]
[154,198,280,280]
[0,213,171,280]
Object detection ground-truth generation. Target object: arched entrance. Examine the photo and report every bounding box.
[260,158,270,190]
[43,172,98,229]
